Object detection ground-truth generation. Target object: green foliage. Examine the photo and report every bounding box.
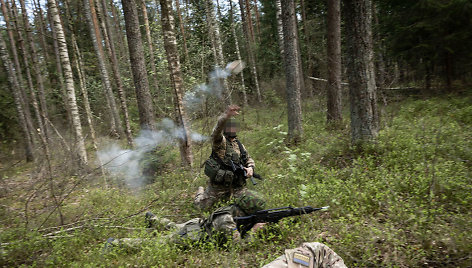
[376,0,472,87]
[1,96,472,267]
[0,82,16,142]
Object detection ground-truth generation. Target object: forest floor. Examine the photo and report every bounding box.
[1,93,472,267]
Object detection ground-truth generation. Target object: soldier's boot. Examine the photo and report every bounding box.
[145,211,156,228]
[194,186,217,210]
[103,237,116,253]
[194,186,204,203]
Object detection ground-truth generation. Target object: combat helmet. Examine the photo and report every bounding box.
[235,190,266,215]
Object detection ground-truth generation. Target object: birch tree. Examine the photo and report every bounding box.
[48,0,88,164]
[229,0,247,106]
[275,0,284,63]
[47,1,71,122]
[159,0,193,166]
[204,0,230,104]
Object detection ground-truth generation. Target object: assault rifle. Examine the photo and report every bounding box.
[234,206,329,237]
[230,160,264,185]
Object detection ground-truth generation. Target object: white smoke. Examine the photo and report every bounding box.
[184,60,245,111]
[97,119,207,188]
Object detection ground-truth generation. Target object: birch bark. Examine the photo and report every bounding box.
[159,0,193,166]
[48,0,88,164]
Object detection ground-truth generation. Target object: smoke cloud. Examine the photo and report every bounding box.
[97,119,207,188]
[184,60,245,111]
[98,61,244,188]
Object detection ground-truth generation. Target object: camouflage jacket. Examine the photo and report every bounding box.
[171,205,245,245]
[262,242,347,268]
[211,114,255,168]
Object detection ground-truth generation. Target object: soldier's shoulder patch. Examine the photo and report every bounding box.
[293,252,311,267]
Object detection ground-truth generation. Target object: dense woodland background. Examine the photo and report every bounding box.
[0,0,471,267]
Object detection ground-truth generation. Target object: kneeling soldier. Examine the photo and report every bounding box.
[195,105,258,210]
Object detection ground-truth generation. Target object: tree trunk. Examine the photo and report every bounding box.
[326,0,343,124]
[300,0,314,97]
[61,0,102,174]
[20,0,51,141]
[159,0,193,167]
[97,0,134,146]
[253,0,261,42]
[275,0,285,63]
[84,0,123,138]
[122,0,157,130]
[343,0,379,144]
[139,0,161,96]
[11,0,50,154]
[204,0,230,105]
[244,0,255,43]
[239,0,261,102]
[109,0,129,64]
[47,2,73,124]
[281,0,304,144]
[1,0,36,146]
[229,1,248,106]
[32,0,51,66]
[0,34,34,162]
[48,0,88,165]
[371,4,383,87]
[174,0,189,62]
[444,52,454,91]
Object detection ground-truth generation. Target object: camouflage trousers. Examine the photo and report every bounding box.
[106,217,204,250]
[194,182,247,210]
[106,212,237,250]
[262,242,347,268]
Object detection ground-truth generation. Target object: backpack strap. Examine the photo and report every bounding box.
[235,139,248,163]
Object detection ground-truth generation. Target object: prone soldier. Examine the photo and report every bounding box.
[105,191,266,249]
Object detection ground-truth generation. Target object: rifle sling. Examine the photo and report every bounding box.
[210,137,248,170]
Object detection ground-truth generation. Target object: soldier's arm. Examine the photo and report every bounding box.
[211,113,229,144]
[241,143,255,169]
[211,105,240,146]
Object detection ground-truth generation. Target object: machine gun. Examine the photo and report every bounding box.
[234,206,329,237]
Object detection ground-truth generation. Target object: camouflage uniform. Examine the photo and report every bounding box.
[263,242,347,268]
[106,206,241,249]
[107,191,265,249]
[195,113,255,209]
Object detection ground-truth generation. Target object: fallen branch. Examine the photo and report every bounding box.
[42,224,143,237]
[308,76,349,85]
